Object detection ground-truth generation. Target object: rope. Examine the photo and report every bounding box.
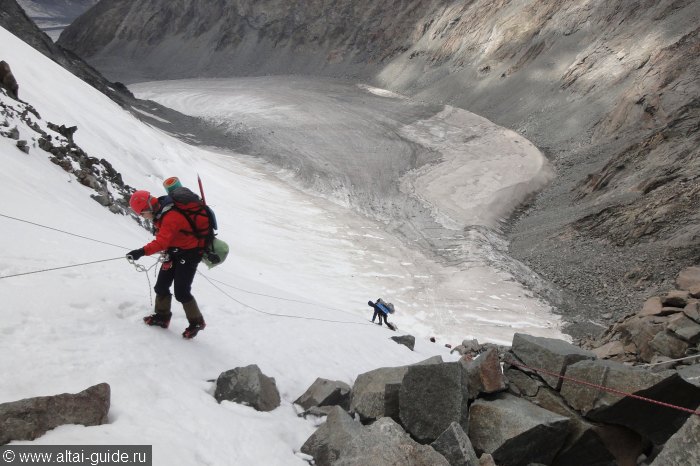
[127,256,165,306]
[639,353,700,367]
[0,213,129,249]
[203,275,362,317]
[507,360,700,416]
[0,257,124,279]
[1,212,376,326]
[199,272,373,326]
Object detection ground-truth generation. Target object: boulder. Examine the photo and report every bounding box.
[511,333,596,390]
[639,297,663,316]
[551,423,616,466]
[214,364,281,412]
[431,422,479,466]
[678,364,700,387]
[468,393,570,466]
[390,334,415,351]
[300,406,364,465]
[676,266,700,291]
[349,356,442,423]
[301,407,449,466]
[591,340,625,359]
[0,383,110,445]
[399,362,467,443]
[649,412,700,465]
[649,330,689,359]
[683,301,700,323]
[560,359,700,444]
[461,347,507,399]
[527,387,628,466]
[667,314,700,344]
[616,316,667,362]
[504,366,542,397]
[294,378,351,410]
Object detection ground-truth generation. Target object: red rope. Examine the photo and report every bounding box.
[507,360,700,416]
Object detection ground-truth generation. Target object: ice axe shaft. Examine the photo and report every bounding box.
[197,174,207,205]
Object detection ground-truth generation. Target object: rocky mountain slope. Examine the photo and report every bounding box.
[58,0,700,337]
[15,0,98,39]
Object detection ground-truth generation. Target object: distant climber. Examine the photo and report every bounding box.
[0,61,19,99]
[368,298,395,330]
[127,188,210,339]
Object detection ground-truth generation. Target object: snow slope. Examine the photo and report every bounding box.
[0,25,457,464]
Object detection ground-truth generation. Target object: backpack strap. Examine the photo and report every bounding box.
[170,204,212,244]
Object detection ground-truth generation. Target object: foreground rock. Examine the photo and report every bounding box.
[399,362,469,443]
[650,414,700,466]
[511,333,596,390]
[300,406,449,466]
[0,383,110,445]
[349,356,442,423]
[431,422,479,466]
[561,360,700,445]
[214,364,280,412]
[294,378,351,411]
[468,393,570,466]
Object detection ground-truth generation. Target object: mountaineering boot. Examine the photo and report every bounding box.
[182,299,206,339]
[143,294,172,328]
[143,312,172,328]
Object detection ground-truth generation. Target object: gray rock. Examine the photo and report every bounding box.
[667,313,700,344]
[461,347,507,399]
[504,366,542,397]
[349,356,442,423]
[678,363,700,387]
[560,359,700,444]
[511,333,596,390]
[300,406,364,465]
[650,413,700,465]
[301,406,449,466]
[8,127,19,140]
[294,377,351,410]
[214,364,281,412]
[0,383,110,445]
[399,362,467,443]
[649,330,689,359]
[390,334,415,351]
[431,422,479,466]
[552,425,617,466]
[468,393,570,466]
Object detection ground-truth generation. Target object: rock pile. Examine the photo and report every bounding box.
[0,87,135,218]
[298,334,700,466]
[584,266,700,369]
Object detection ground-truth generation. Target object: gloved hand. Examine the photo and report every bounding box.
[126,248,145,261]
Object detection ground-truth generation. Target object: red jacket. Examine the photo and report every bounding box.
[143,203,209,256]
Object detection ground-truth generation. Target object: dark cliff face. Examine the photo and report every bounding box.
[57,0,700,334]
